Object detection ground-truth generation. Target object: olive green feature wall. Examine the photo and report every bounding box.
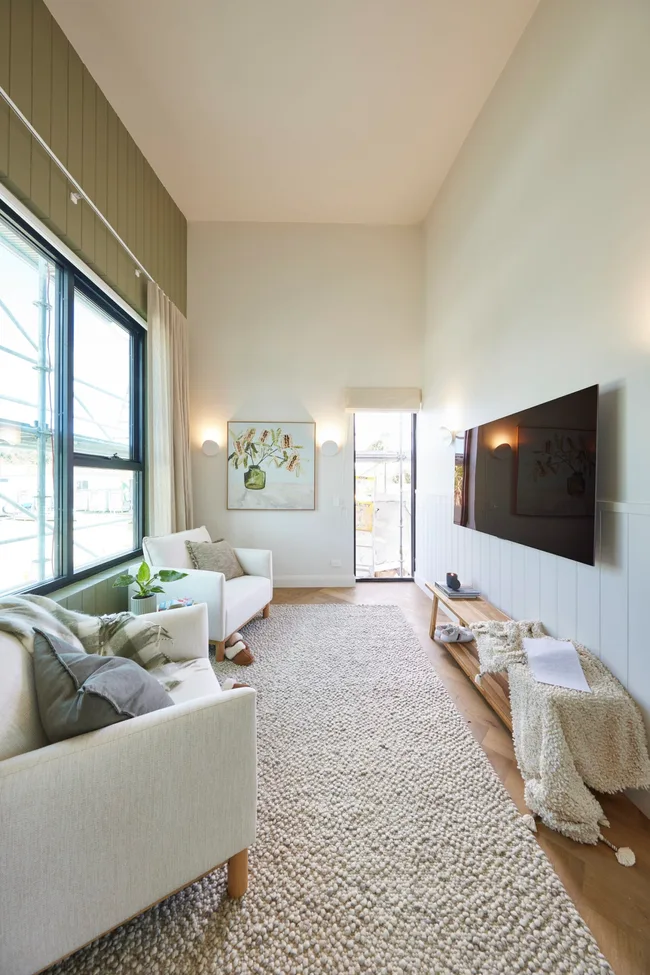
[0,0,187,316]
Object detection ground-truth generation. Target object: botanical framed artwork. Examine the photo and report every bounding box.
[227,422,316,510]
[515,426,596,517]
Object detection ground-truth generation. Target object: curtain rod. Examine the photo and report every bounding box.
[0,84,156,287]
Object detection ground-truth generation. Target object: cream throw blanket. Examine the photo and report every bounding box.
[472,620,650,844]
[0,594,183,690]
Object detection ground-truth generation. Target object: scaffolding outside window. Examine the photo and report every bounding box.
[0,203,145,596]
[354,412,415,580]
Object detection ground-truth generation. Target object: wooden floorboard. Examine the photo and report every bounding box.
[272,582,650,975]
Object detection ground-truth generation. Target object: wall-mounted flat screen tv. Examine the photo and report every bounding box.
[454,385,598,565]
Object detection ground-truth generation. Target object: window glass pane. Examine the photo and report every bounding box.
[74,292,132,458]
[0,216,58,593]
[354,412,414,579]
[73,467,136,571]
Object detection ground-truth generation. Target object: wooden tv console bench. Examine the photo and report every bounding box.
[426,582,513,730]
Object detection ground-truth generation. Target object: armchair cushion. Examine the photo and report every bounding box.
[139,604,210,661]
[32,630,173,744]
[153,658,223,705]
[143,526,211,571]
[185,539,244,580]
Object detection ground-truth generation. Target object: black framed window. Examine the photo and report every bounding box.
[0,202,145,595]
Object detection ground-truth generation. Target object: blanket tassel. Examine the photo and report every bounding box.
[523,814,635,866]
[599,833,636,866]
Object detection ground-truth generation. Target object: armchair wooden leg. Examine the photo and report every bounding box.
[227,849,248,898]
[215,640,226,662]
[263,603,270,619]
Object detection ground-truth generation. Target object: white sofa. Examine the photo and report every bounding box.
[142,526,273,660]
[0,603,256,975]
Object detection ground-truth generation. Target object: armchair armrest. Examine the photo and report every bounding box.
[137,566,227,642]
[139,603,209,661]
[234,548,273,582]
[0,689,256,975]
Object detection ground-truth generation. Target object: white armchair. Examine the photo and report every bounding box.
[142,527,273,660]
[0,603,256,975]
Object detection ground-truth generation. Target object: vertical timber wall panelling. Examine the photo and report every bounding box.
[0,0,187,316]
[51,568,129,615]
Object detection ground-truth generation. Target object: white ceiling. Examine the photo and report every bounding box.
[45,0,539,224]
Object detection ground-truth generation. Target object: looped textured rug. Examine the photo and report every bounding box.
[49,604,612,975]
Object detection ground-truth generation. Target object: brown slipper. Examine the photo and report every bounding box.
[231,647,255,666]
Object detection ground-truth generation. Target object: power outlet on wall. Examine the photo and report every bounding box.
[330,559,342,567]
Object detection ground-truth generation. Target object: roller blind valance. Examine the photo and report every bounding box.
[344,387,421,412]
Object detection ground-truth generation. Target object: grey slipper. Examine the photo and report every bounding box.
[435,624,474,643]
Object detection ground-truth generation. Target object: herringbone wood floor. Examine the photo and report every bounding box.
[272,583,650,975]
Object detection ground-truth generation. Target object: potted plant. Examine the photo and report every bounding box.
[112,561,188,616]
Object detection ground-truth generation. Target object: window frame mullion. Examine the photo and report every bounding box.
[0,199,146,598]
[59,267,75,582]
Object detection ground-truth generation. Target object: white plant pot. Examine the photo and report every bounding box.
[130,594,158,616]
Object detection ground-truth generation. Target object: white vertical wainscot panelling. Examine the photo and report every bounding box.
[450,525,460,581]
[460,531,468,584]
[599,509,629,686]
[539,551,559,637]
[450,525,461,581]
[468,529,481,588]
[479,532,491,601]
[415,492,650,819]
[576,560,601,656]
[488,534,502,608]
[510,543,527,622]
[628,513,650,731]
[523,546,541,620]
[499,541,513,618]
[556,558,578,640]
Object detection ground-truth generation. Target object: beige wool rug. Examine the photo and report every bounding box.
[49,604,612,975]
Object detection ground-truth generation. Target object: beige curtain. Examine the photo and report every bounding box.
[146,281,193,535]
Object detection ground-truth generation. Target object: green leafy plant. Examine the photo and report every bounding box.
[112,561,188,600]
[228,426,305,478]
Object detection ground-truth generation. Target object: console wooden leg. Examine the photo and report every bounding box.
[263,603,270,619]
[429,594,439,639]
[216,640,226,662]
[227,849,248,898]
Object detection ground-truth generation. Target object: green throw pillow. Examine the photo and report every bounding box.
[32,629,173,744]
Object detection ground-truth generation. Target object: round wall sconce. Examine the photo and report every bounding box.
[201,439,220,456]
[439,426,456,447]
[491,442,513,461]
[320,439,340,457]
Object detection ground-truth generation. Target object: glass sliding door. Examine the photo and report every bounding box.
[354,412,415,579]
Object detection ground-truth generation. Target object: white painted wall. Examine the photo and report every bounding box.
[188,222,423,586]
[416,0,650,813]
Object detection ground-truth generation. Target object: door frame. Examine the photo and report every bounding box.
[353,411,417,582]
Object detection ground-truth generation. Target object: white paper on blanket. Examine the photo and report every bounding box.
[522,637,592,692]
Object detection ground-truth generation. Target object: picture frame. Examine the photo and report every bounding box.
[227,421,316,510]
[515,425,596,517]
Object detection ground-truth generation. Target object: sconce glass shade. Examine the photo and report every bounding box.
[492,442,512,460]
[439,426,456,447]
[320,439,340,457]
[201,439,219,456]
